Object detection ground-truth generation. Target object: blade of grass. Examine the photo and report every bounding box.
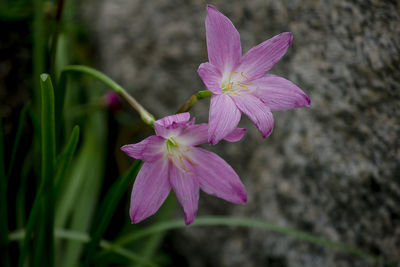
[0,119,10,267]
[82,160,142,265]
[57,103,107,267]
[18,74,55,267]
[6,103,30,179]
[33,74,56,267]
[54,125,80,198]
[59,133,104,267]
[9,229,158,267]
[112,216,385,264]
[19,74,56,267]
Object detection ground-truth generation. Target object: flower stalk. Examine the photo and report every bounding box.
[177,90,212,113]
[60,65,155,126]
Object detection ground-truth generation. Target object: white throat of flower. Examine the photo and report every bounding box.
[221,71,254,96]
[165,137,197,172]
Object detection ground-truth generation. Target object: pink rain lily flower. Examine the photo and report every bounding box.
[121,113,247,225]
[198,5,311,145]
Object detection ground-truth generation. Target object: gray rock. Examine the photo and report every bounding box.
[81,0,400,266]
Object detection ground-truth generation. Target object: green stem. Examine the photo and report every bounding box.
[113,216,385,264]
[60,65,155,126]
[176,90,212,113]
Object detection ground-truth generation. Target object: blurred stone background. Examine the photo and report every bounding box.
[81,0,399,266]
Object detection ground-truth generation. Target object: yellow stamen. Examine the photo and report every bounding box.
[237,82,249,91]
[178,155,189,172]
[182,154,198,165]
[229,88,240,96]
[228,72,238,85]
[241,72,253,81]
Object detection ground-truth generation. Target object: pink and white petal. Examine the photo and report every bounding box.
[206,5,242,73]
[239,32,292,79]
[154,113,190,138]
[130,159,171,223]
[178,124,245,146]
[198,63,223,94]
[251,75,310,111]
[223,128,246,142]
[121,135,165,162]
[232,94,274,138]
[190,147,246,204]
[177,123,208,146]
[208,94,241,145]
[169,163,199,225]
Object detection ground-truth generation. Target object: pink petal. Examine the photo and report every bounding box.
[190,147,246,204]
[239,32,292,79]
[208,94,241,145]
[232,94,274,138]
[223,128,246,142]
[206,5,241,73]
[178,123,209,146]
[121,135,165,162]
[178,124,246,146]
[130,159,171,223]
[197,63,223,94]
[252,74,310,111]
[169,162,199,225]
[154,113,190,138]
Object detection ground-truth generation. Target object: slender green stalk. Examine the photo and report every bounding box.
[112,216,385,264]
[60,65,155,126]
[0,120,10,267]
[7,103,29,178]
[176,90,212,113]
[83,160,142,265]
[9,229,158,267]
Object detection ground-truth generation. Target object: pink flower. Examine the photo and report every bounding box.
[198,5,310,145]
[121,113,247,225]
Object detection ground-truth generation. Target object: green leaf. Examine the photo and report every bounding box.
[0,119,10,267]
[54,125,80,198]
[19,74,56,267]
[83,160,142,265]
[112,216,385,264]
[56,105,107,267]
[35,74,56,267]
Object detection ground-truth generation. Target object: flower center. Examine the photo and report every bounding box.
[165,138,197,172]
[221,72,254,96]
